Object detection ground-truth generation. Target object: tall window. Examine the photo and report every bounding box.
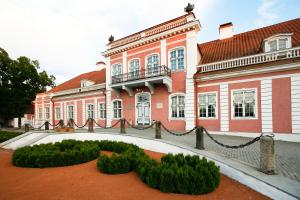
[170,48,184,71]
[199,93,217,118]
[55,107,61,120]
[129,59,140,79]
[171,95,185,118]
[87,104,94,119]
[279,38,288,50]
[232,89,256,118]
[146,54,159,76]
[38,108,43,119]
[99,103,106,119]
[112,64,122,83]
[68,105,74,120]
[113,100,122,119]
[45,107,50,119]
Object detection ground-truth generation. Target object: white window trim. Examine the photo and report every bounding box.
[44,106,50,120]
[127,58,141,73]
[98,102,106,119]
[264,33,292,52]
[111,63,122,76]
[38,107,43,120]
[145,53,160,70]
[54,106,62,120]
[168,46,186,72]
[169,93,186,120]
[112,99,123,120]
[198,91,218,120]
[135,92,151,125]
[67,105,75,120]
[231,88,258,120]
[86,103,95,120]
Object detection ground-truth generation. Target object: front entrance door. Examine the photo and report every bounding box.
[136,93,150,125]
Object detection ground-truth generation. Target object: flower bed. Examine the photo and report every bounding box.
[12,140,220,195]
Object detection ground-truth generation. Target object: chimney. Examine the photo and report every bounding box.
[96,61,106,71]
[219,22,233,40]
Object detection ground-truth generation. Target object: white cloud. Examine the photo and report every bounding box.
[0,0,216,84]
[255,0,279,27]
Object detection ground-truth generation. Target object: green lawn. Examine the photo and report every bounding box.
[0,131,23,143]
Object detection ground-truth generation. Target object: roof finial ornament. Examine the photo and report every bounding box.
[184,3,194,13]
[108,35,114,43]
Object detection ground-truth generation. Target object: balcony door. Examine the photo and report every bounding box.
[146,54,159,77]
[136,93,151,125]
[129,59,140,80]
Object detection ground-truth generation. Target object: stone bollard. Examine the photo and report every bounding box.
[120,118,126,134]
[195,126,205,150]
[45,121,50,131]
[25,123,30,132]
[69,118,74,128]
[260,136,276,174]
[155,121,162,139]
[88,118,94,133]
[59,120,64,128]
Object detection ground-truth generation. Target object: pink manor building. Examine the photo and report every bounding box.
[33,12,300,134]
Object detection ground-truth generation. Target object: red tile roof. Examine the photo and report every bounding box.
[49,69,106,93]
[198,18,300,64]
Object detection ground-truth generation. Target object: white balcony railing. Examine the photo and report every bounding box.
[199,47,300,73]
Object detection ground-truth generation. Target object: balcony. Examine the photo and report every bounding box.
[111,65,172,96]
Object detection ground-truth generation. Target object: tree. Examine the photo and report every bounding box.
[0,48,55,127]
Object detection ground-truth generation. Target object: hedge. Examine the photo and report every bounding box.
[12,140,220,195]
[0,131,22,143]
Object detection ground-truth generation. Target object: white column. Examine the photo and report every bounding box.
[74,100,77,125]
[94,98,98,127]
[106,57,112,126]
[122,52,127,73]
[261,79,273,133]
[82,99,86,126]
[220,83,229,131]
[185,31,198,130]
[291,75,300,134]
[160,39,167,66]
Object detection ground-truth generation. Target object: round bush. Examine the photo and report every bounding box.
[12,140,220,195]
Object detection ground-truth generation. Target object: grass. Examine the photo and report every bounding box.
[0,131,23,143]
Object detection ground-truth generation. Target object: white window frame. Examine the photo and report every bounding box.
[231,88,258,120]
[67,105,74,120]
[112,99,122,119]
[38,107,43,119]
[86,103,94,119]
[112,63,122,76]
[145,53,160,76]
[55,106,61,120]
[45,107,50,120]
[169,93,185,120]
[169,46,186,71]
[198,91,218,120]
[98,102,106,119]
[264,33,292,52]
[128,58,141,79]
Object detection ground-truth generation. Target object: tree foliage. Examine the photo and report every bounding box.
[0,48,55,124]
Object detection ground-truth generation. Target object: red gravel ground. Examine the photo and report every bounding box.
[0,148,269,200]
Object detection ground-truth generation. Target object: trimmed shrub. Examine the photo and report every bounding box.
[0,131,22,143]
[12,140,221,195]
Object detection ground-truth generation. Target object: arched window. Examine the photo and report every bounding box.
[129,59,140,79]
[146,54,159,76]
[113,100,122,119]
[263,34,292,52]
[170,94,185,119]
[170,48,185,71]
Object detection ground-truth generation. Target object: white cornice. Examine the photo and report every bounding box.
[102,20,200,57]
[52,83,105,97]
[196,62,300,82]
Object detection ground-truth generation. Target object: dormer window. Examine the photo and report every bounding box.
[81,79,95,88]
[264,33,292,52]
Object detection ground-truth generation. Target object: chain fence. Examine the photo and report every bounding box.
[124,119,156,130]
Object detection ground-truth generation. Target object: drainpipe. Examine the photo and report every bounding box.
[193,74,199,127]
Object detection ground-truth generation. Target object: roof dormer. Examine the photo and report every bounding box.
[263,33,293,52]
[81,79,95,88]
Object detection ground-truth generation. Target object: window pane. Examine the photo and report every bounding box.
[208,105,215,117]
[234,104,243,117]
[200,106,206,117]
[269,40,277,51]
[279,39,287,50]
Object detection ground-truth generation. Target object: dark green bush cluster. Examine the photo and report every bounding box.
[0,131,22,143]
[12,140,220,195]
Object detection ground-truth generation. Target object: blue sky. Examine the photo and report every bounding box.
[0,0,299,85]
